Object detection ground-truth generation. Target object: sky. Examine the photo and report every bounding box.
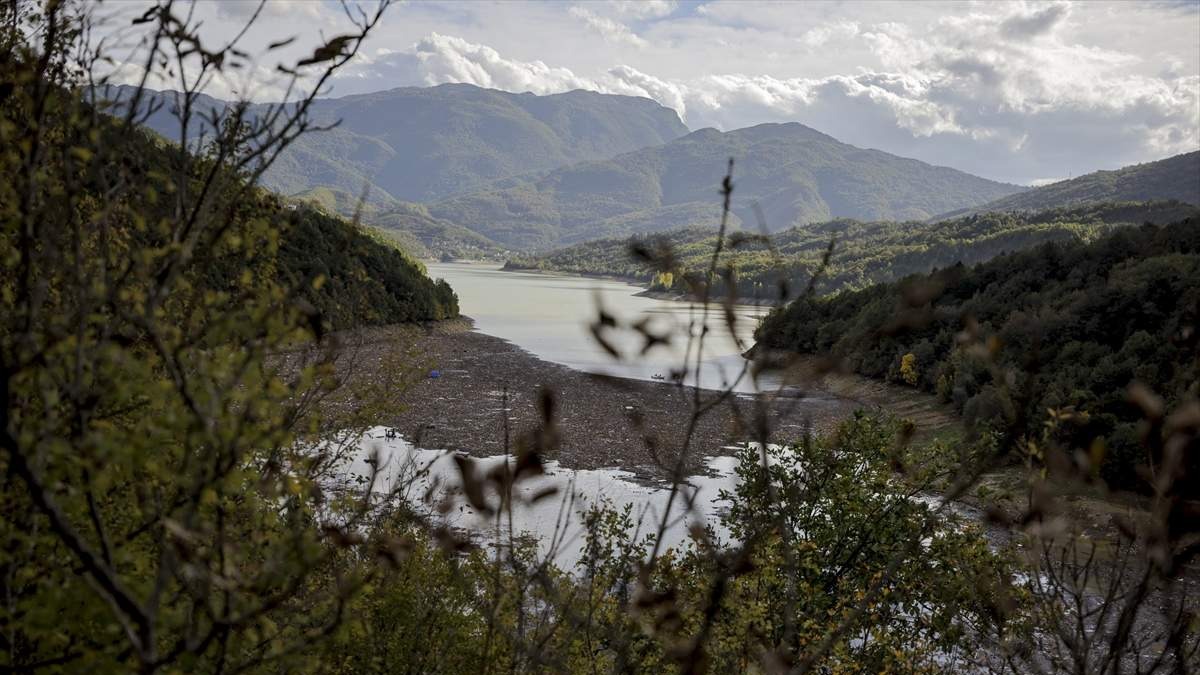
[97,0,1200,186]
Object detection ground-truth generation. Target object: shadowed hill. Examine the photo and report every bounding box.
[937,151,1200,219]
[291,186,509,260]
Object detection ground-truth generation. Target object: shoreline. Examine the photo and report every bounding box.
[365,318,870,476]
[497,263,783,307]
[326,318,1193,571]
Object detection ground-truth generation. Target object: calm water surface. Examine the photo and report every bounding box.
[427,262,772,392]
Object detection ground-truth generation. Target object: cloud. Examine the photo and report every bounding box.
[609,0,678,20]
[101,56,294,102]
[410,33,596,93]
[214,0,326,22]
[799,21,860,49]
[1000,2,1071,39]
[111,0,1196,184]
[605,65,689,113]
[568,7,646,47]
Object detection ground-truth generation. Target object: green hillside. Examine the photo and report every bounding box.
[104,83,690,204]
[754,217,1200,492]
[430,124,1025,249]
[506,201,1198,300]
[369,202,509,260]
[292,186,509,260]
[277,204,459,326]
[938,151,1200,219]
[19,105,459,331]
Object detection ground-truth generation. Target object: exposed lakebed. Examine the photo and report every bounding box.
[331,266,977,565]
[340,263,848,563]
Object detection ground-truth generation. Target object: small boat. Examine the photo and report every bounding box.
[651,373,665,380]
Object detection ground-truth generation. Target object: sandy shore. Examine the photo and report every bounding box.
[348,318,867,476]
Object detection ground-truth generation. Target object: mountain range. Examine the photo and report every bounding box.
[107,84,1199,256]
[104,83,689,206]
[427,122,1026,249]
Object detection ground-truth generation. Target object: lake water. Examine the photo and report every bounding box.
[426,262,773,392]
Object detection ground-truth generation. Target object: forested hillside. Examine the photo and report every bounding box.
[755,218,1200,491]
[141,143,460,328]
[102,83,689,205]
[506,201,1198,300]
[938,151,1200,219]
[430,123,1024,249]
[279,205,459,325]
[293,186,508,260]
[30,98,459,330]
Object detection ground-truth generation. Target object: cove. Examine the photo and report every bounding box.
[427,262,772,393]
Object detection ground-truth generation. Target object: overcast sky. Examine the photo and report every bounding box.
[100,0,1200,185]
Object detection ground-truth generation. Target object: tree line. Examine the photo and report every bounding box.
[506,201,1198,302]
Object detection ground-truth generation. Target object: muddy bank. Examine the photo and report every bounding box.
[358,319,863,475]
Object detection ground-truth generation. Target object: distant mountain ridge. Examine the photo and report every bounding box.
[937,151,1200,219]
[428,122,1026,249]
[100,83,690,205]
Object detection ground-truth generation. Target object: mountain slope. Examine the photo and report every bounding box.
[429,123,1025,250]
[102,83,690,204]
[291,187,509,260]
[937,151,1200,219]
[505,201,1199,299]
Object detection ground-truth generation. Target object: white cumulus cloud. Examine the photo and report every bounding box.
[411,33,597,93]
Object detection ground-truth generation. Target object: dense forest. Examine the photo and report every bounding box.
[756,218,1200,492]
[278,205,459,326]
[507,201,1199,300]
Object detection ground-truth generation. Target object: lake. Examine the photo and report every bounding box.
[426,262,773,392]
[342,264,817,564]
